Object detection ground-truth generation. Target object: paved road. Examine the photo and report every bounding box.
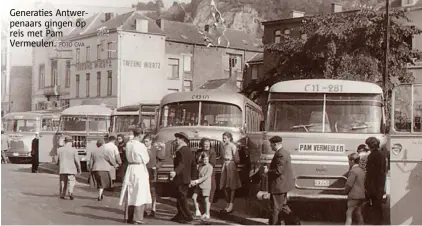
[1,164,238,225]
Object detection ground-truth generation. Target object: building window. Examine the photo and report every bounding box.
[97,44,101,60]
[183,80,192,92]
[51,60,58,86]
[76,74,80,97]
[97,72,101,97]
[38,64,45,89]
[107,42,112,59]
[76,48,80,63]
[167,88,179,94]
[251,65,258,80]
[183,55,191,72]
[228,54,242,72]
[274,30,281,43]
[86,46,90,62]
[107,70,112,96]
[65,61,71,87]
[86,73,90,97]
[168,58,180,79]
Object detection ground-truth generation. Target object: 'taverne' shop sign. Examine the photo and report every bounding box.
[123,60,161,69]
[75,60,112,71]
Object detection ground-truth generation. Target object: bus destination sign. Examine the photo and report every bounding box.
[192,95,210,100]
[299,143,345,153]
[304,84,344,93]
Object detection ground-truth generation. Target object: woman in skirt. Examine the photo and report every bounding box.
[89,139,117,201]
[219,132,242,213]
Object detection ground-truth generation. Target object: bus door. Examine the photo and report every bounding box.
[389,83,422,225]
[39,115,60,163]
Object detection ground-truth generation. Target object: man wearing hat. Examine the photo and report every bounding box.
[57,136,81,200]
[170,132,196,223]
[264,136,299,225]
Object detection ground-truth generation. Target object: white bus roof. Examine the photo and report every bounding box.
[160,90,261,110]
[61,105,112,116]
[3,112,44,120]
[270,79,383,94]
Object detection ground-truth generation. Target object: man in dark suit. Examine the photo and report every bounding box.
[265,136,300,225]
[365,137,387,225]
[31,133,40,173]
[169,132,196,224]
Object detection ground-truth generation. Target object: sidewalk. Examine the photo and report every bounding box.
[39,163,267,225]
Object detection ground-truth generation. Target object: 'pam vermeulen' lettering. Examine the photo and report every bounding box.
[299,144,344,153]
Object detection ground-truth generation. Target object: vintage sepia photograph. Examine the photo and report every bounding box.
[1,0,421,225]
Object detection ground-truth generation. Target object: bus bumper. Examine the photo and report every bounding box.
[257,190,389,202]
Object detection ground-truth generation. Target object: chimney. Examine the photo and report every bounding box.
[135,19,148,33]
[290,10,305,18]
[105,13,114,22]
[331,3,343,13]
[204,24,210,33]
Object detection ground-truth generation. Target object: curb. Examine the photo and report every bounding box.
[39,163,266,225]
[157,197,266,225]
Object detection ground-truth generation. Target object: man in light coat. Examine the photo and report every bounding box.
[104,135,122,183]
[57,136,81,200]
[1,130,10,164]
[119,128,151,224]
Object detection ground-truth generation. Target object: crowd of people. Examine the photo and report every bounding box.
[0,126,388,225]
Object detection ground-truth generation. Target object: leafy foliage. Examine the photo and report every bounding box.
[243,9,422,98]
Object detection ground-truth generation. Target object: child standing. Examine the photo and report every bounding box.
[219,132,242,213]
[191,153,213,220]
[356,144,370,173]
[345,153,366,225]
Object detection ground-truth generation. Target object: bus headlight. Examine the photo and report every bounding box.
[154,141,166,152]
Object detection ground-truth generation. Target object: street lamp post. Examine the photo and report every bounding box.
[384,0,390,96]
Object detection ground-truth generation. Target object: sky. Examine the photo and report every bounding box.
[1,0,192,66]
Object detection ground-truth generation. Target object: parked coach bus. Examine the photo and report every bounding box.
[57,105,112,170]
[110,102,158,138]
[3,111,60,163]
[389,83,422,225]
[251,79,388,202]
[154,89,263,196]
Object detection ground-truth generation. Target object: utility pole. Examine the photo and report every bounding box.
[384,0,390,97]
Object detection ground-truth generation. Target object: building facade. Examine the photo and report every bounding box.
[1,21,10,116]
[9,66,32,112]
[31,11,262,110]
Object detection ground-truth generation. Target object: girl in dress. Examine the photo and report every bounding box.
[219,132,241,213]
[191,153,213,219]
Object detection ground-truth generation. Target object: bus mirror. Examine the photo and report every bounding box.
[260,121,265,131]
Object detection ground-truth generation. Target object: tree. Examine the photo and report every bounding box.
[242,9,422,99]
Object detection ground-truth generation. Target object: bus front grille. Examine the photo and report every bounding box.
[72,136,87,149]
[171,139,223,158]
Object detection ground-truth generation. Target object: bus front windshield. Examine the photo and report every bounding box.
[60,116,87,131]
[160,101,242,128]
[113,115,138,133]
[267,93,383,134]
[4,119,39,132]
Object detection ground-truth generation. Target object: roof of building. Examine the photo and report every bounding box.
[159,19,206,45]
[66,11,165,40]
[262,10,359,26]
[10,66,32,78]
[247,53,264,63]
[159,19,262,51]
